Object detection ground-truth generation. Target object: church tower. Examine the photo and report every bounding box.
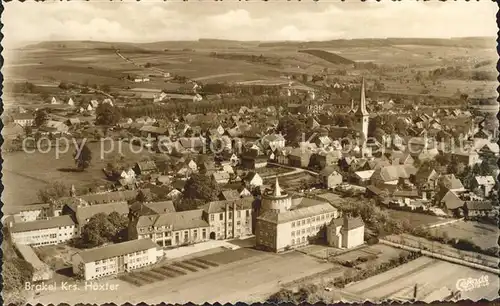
[355,78,369,145]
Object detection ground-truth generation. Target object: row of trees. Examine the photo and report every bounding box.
[79,212,129,248]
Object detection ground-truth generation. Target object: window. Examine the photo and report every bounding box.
[202,229,207,239]
[210,214,214,221]
[292,239,295,245]
[96,268,100,273]
[291,231,295,237]
[194,229,198,239]
[301,229,305,234]
[229,211,233,219]
[237,211,241,218]
[291,222,295,227]
[220,213,224,221]
[237,221,241,226]
[246,210,250,218]
[184,231,189,242]
[301,220,305,226]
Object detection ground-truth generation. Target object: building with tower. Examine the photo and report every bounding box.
[255,177,339,252]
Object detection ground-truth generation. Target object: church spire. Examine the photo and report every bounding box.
[273,176,283,197]
[355,77,369,116]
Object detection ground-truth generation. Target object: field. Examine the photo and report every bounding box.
[386,210,446,228]
[344,256,499,302]
[429,220,498,251]
[28,248,337,305]
[2,140,158,206]
[5,38,496,112]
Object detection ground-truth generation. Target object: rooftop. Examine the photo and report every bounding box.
[77,239,159,263]
[10,215,75,233]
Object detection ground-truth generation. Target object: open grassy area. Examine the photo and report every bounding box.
[386,209,446,228]
[429,220,498,251]
[2,140,157,206]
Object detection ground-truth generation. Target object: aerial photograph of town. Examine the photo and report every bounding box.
[1,1,499,305]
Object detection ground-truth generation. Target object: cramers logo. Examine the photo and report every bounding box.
[456,275,489,292]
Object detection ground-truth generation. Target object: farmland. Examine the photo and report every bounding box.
[343,256,499,302]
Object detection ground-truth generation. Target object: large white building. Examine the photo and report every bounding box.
[72,239,162,280]
[9,215,78,247]
[256,178,339,252]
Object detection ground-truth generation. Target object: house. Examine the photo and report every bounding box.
[3,122,24,139]
[3,203,58,223]
[8,215,78,246]
[370,165,413,187]
[212,171,231,184]
[132,210,210,247]
[66,118,81,126]
[464,201,493,218]
[241,153,268,169]
[309,150,343,170]
[452,150,480,167]
[178,137,205,152]
[143,201,176,214]
[326,215,365,249]
[12,113,34,127]
[438,174,466,193]
[319,167,343,189]
[67,98,75,106]
[261,134,286,151]
[72,239,163,280]
[472,176,496,197]
[288,148,313,168]
[41,120,69,134]
[201,198,254,240]
[244,172,263,189]
[139,126,167,139]
[437,190,464,215]
[353,170,375,186]
[218,190,241,201]
[134,161,158,176]
[51,97,59,105]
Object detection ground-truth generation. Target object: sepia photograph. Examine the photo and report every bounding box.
[1,1,499,305]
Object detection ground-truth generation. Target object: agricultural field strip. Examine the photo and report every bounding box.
[352,258,439,295]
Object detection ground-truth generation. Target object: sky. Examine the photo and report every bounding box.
[2,1,498,48]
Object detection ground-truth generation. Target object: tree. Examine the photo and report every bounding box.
[277,116,306,146]
[24,125,33,137]
[135,189,150,203]
[37,181,69,203]
[34,109,48,127]
[74,143,92,171]
[182,173,220,203]
[81,213,116,247]
[3,258,34,291]
[95,102,121,126]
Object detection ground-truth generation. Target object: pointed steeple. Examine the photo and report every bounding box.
[273,176,283,197]
[355,77,369,116]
